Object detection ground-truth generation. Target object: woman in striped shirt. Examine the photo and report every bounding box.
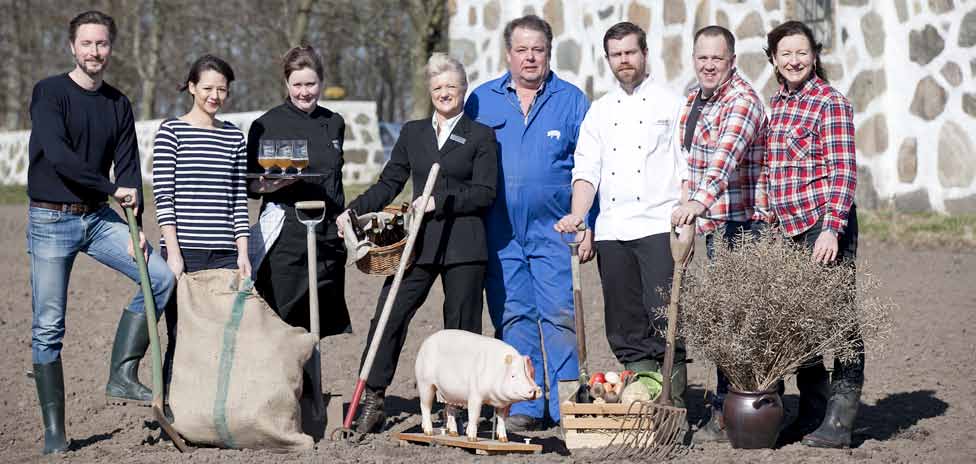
[762,21,862,449]
[153,55,250,380]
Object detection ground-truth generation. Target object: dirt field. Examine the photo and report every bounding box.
[1,202,974,463]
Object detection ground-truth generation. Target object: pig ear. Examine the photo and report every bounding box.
[505,354,513,365]
[524,356,535,380]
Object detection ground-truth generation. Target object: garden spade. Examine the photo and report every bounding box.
[122,203,188,452]
[560,223,592,404]
[295,201,327,421]
[331,163,440,441]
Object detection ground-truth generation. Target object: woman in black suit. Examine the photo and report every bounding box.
[337,53,498,434]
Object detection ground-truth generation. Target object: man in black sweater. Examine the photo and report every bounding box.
[26,10,175,454]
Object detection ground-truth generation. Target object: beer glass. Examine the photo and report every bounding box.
[292,139,309,174]
[276,139,294,172]
[259,139,277,174]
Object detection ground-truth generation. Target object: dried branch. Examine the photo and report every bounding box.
[660,230,893,392]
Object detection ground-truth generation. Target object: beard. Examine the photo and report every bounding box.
[75,56,106,77]
[613,66,644,86]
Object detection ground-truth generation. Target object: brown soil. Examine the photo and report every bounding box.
[1,203,974,463]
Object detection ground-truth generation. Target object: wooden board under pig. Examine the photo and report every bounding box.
[395,431,542,455]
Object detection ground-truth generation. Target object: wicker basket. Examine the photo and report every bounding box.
[355,206,414,276]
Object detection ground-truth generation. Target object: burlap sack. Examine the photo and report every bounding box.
[169,269,317,451]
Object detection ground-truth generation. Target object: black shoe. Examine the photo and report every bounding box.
[106,310,153,405]
[692,407,728,443]
[355,387,386,434]
[505,414,543,432]
[34,359,69,454]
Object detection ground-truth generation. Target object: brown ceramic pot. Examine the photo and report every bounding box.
[722,385,784,449]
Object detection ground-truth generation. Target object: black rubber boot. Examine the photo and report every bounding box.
[780,363,830,444]
[34,359,69,454]
[505,414,544,432]
[355,386,387,433]
[105,310,153,405]
[801,385,860,448]
[802,354,864,449]
[692,406,728,443]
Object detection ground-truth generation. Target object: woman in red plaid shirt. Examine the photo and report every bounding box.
[762,21,863,449]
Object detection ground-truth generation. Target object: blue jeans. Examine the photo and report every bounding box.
[27,205,175,364]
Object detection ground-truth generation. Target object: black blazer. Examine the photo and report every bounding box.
[348,114,497,265]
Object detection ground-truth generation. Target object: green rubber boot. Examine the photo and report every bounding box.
[105,310,153,405]
[34,359,69,454]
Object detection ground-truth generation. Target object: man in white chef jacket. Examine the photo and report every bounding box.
[554,21,687,407]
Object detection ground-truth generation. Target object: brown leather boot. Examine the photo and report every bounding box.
[355,387,386,434]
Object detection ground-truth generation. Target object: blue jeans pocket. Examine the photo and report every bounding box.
[28,207,63,224]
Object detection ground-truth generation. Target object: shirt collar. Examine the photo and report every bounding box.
[773,74,823,102]
[284,98,319,118]
[432,111,464,132]
[507,77,547,95]
[698,68,742,102]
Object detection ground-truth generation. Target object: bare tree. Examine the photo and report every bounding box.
[288,0,316,47]
[1,0,21,129]
[132,0,163,121]
[406,0,449,120]
[0,0,450,129]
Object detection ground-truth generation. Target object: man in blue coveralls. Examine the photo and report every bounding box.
[465,14,591,431]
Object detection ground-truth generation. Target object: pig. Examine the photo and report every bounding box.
[414,329,541,442]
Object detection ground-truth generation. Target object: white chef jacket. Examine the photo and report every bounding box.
[572,77,686,241]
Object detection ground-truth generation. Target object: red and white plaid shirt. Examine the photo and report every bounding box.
[680,70,768,235]
[760,76,857,237]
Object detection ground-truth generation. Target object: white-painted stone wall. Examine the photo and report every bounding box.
[0,101,384,186]
[450,0,976,213]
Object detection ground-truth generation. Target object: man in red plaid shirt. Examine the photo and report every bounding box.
[670,25,769,443]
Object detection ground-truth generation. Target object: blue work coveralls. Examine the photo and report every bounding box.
[465,71,590,422]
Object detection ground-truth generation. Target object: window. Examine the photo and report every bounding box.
[790,0,835,50]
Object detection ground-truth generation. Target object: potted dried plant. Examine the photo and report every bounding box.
[665,231,891,449]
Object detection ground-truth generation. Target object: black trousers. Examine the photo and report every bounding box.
[361,262,485,389]
[792,205,865,388]
[595,233,685,363]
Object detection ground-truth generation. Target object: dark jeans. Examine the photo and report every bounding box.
[790,206,865,390]
[595,233,685,364]
[704,220,763,409]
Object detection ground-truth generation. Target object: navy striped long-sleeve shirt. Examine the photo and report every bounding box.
[152,118,249,250]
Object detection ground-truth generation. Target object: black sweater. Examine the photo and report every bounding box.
[27,73,142,219]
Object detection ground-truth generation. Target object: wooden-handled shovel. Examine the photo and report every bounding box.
[295,201,327,420]
[332,163,440,440]
[122,204,188,452]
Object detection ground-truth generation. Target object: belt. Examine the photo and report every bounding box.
[30,200,107,214]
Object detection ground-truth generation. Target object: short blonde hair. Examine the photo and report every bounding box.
[425,53,468,89]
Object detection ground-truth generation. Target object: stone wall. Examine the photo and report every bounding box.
[450,0,976,213]
[0,101,384,186]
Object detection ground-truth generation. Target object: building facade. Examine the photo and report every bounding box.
[449,0,976,213]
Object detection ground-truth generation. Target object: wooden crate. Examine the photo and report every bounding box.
[560,401,659,449]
